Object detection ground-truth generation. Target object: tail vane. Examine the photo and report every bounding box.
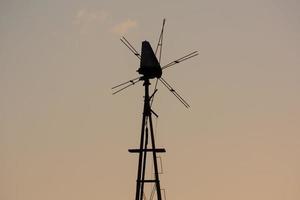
[138,41,162,79]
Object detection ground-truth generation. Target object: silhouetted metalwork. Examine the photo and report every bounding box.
[155,18,166,63]
[112,76,141,95]
[138,41,162,79]
[112,19,198,200]
[159,77,190,108]
[162,50,199,70]
[133,79,164,200]
[120,36,141,59]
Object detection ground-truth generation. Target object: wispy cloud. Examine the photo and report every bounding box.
[73,9,138,35]
[73,9,109,25]
[73,9,109,34]
[111,19,138,35]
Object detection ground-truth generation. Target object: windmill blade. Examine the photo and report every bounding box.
[159,77,190,108]
[120,36,141,60]
[112,77,141,95]
[151,19,166,106]
[155,18,166,63]
[162,51,198,70]
[112,79,141,95]
[112,76,141,89]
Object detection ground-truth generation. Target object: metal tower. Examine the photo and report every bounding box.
[129,77,164,200]
[112,19,198,200]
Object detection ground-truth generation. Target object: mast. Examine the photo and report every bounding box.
[129,78,164,200]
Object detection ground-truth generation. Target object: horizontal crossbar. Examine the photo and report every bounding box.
[137,180,157,183]
[128,148,166,153]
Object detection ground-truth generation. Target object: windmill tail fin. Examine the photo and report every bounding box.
[138,41,162,79]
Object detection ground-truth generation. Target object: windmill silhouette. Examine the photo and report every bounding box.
[112,19,198,200]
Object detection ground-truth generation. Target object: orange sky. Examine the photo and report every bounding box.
[1,0,300,200]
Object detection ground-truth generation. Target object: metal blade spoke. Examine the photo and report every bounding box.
[112,78,141,95]
[155,18,166,63]
[159,77,190,108]
[112,76,141,89]
[120,36,141,59]
[162,51,198,70]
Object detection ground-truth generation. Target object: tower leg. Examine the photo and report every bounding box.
[135,111,147,200]
[149,112,162,200]
[140,128,148,199]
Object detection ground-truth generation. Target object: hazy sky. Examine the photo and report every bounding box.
[1,0,300,200]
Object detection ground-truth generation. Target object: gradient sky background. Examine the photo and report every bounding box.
[1,0,300,200]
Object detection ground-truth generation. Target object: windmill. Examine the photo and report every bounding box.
[112,19,198,200]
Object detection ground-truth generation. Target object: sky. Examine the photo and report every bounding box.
[1,0,300,200]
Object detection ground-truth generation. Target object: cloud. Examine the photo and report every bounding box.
[73,9,109,34]
[112,19,138,35]
[73,9,109,25]
[72,9,137,36]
